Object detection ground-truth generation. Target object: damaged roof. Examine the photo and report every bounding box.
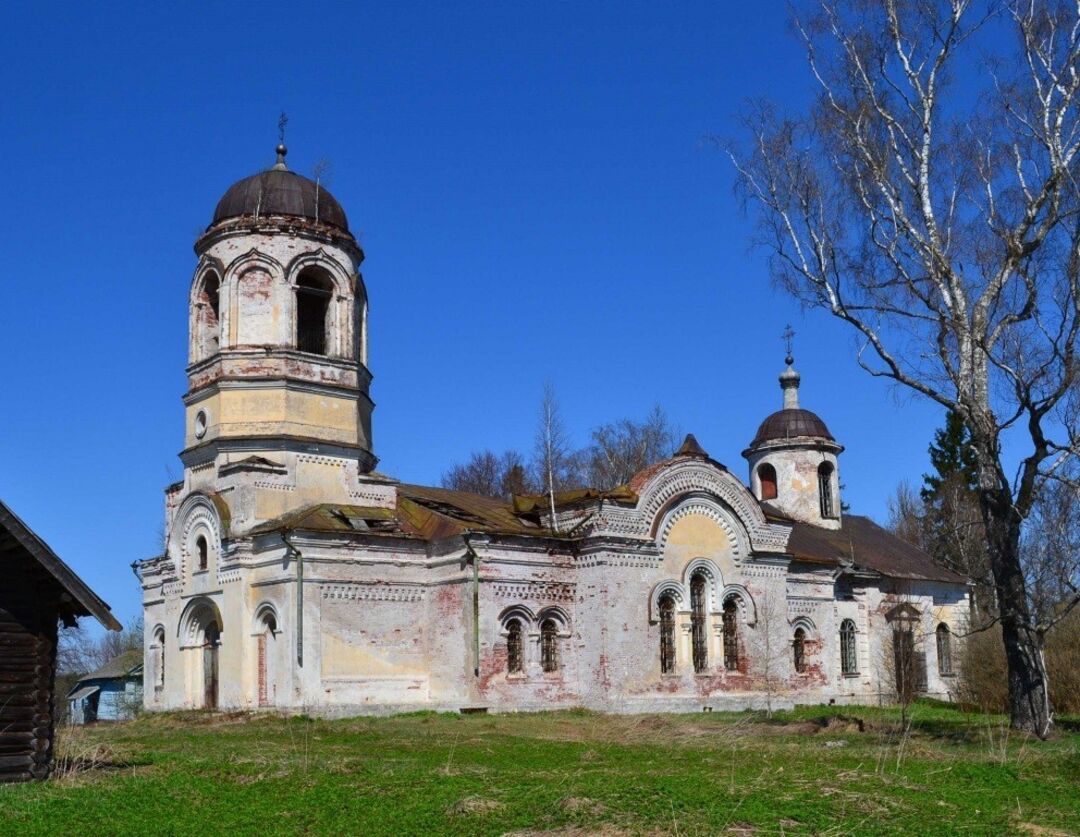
[244,460,964,585]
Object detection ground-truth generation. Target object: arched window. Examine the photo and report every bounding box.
[936,623,952,675]
[296,268,333,356]
[540,619,558,673]
[722,597,740,671]
[196,535,208,572]
[196,272,221,358]
[506,618,523,675]
[840,619,857,675]
[257,611,277,708]
[818,462,835,518]
[690,572,708,673]
[758,463,778,501]
[153,626,166,689]
[793,627,807,673]
[659,594,676,675]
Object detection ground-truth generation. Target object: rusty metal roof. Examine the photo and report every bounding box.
[751,408,834,446]
[212,168,350,232]
[763,506,967,583]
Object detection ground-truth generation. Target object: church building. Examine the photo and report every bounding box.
[137,147,969,714]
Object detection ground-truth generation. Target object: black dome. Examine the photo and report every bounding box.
[212,168,349,232]
[751,408,834,446]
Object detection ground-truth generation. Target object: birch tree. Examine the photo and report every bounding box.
[733,0,1080,736]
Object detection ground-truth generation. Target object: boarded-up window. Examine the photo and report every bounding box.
[723,598,739,671]
[540,619,558,673]
[506,619,523,675]
[793,627,806,673]
[936,623,952,675]
[690,573,708,673]
[659,595,676,674]
[840,619,857,675]
[257,633,268,707]
[758,463,778,501]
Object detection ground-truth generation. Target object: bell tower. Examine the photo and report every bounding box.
[742,339,844,529]
[180,144,386,530]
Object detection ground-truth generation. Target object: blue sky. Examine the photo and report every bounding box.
[2,1,948,627]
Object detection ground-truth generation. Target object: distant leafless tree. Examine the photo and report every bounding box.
[441,449,536,498]
[732,0,1080,737]
[534,383,581,530]
[584,405,679,490]
[57,615,143,677]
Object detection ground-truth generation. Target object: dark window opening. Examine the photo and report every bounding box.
[201,273,221,355]
[659,594,676,675]
[296,270,332,356]
[793,627,806,673]
[540,619,558,673]
[840,619,857,675]
[758,463,778,501]
[506,619,523,675]
[818,462,835,518]
[196,536,208,572]
[936,623,952,675]
[690,573,708,673]
[722,597,739,671]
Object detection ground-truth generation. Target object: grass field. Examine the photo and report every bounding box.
[2,702,1078,836]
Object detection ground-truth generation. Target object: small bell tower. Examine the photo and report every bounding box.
[742,329,843,529]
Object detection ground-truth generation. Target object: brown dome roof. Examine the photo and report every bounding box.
[211,167,349,232]
[751,408,834,446]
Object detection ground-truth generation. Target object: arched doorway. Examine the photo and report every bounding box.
[179,597,224,710]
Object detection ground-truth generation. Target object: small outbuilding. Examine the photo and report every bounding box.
[0,500,121,782]
[68,650,144,724]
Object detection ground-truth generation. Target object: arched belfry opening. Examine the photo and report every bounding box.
[193,271,221,360]
[295,267,333,356]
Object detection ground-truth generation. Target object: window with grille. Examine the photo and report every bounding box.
[659,595,676,674]
[818,462,835,518]
[540,619,558,673]
[936,623,952,675]
[506,619,523,675]
[723,598,739,671]
[690,573,708,673]
[793,627,806,673]
[840,619,857,674]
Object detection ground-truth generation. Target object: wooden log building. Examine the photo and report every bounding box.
[0,500,120,783]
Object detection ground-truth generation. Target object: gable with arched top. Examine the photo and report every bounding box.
[170,492,227,577]
[656,495,749,559]
[636,459,790,555]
